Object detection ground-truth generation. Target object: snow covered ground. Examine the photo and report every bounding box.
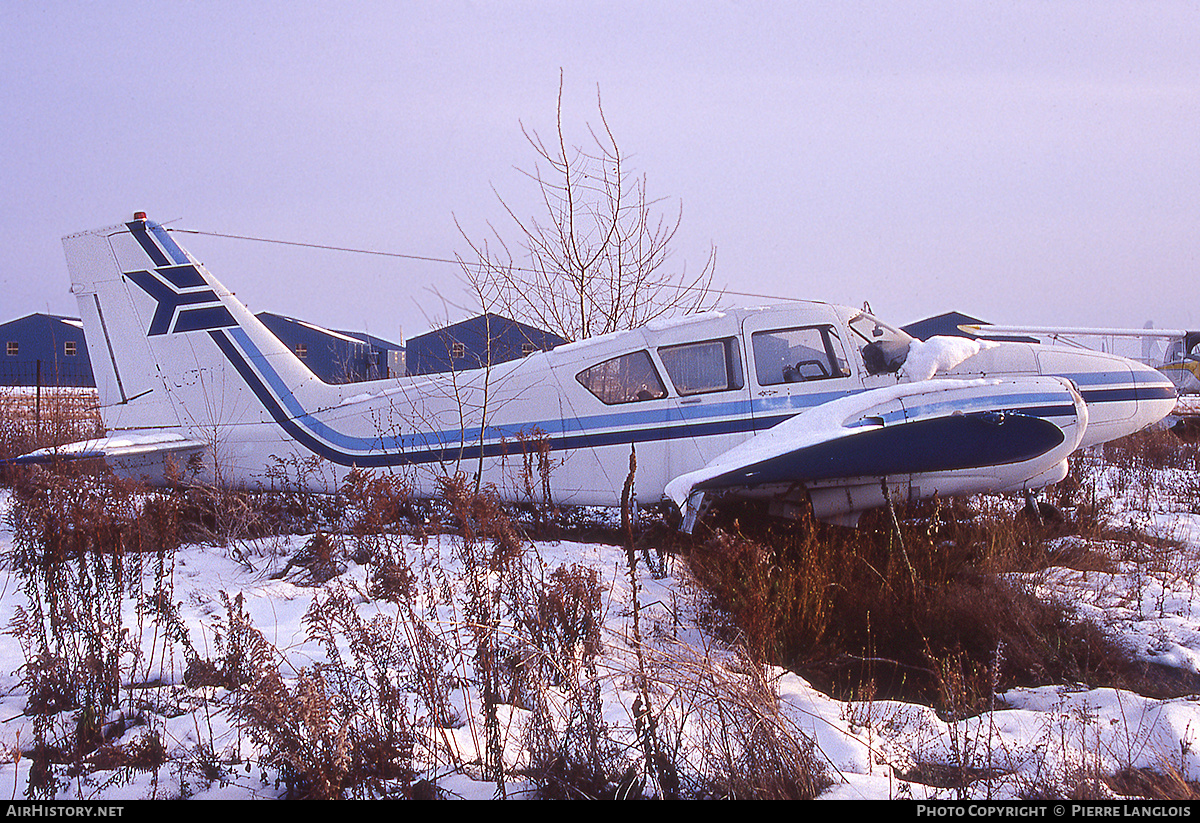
[0,447,1199,800]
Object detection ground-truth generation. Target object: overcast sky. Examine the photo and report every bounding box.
[3,1,1199,343]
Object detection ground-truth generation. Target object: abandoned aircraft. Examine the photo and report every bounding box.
[16,215,1180,528]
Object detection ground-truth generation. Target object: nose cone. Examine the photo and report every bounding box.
[1036,348,1177,448]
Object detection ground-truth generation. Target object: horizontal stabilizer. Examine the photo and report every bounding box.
[12,432,207,484]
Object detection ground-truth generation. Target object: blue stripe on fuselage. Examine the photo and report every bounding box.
[210,329,1149,469]
[214,329,761,466]
[1055,370,1176,405]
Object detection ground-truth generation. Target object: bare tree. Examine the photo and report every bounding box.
[456,74,721,342]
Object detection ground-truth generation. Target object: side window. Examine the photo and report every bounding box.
[658,338,743,396]
[752,326,850,386]
[576,350,667,405]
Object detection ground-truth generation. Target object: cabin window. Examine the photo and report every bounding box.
[751,326,850,386]
[576,350,667,405]
[295,343,308,359]
[451,342,466,359]
[6,342,17,356]
[64,341,77,357]
[521,342,537,356]
[658,338,743,395]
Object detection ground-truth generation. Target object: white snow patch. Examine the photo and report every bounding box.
[899,335,998,382]
[2,440,1200,800]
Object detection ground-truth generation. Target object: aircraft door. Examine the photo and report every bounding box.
[741,313,863,433]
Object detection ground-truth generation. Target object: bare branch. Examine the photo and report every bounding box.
[457,73,722,342]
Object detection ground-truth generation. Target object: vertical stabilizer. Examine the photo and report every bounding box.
[65,214,324,442]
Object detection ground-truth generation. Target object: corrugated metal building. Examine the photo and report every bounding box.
[336,329,405,380]
[255,312,396,384]
[405,314,567,375]
[3,309,552,387]
[901,311,1038,343]
[0,313,95,387]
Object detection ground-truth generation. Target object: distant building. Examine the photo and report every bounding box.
[405,314,567,376]
[335,329,406,380]
[901,311,1037,343]
[255,312,402,384]
[1,308,557,388]
[0,313,94,387]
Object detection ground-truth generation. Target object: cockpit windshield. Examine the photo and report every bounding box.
[847,312,914,376]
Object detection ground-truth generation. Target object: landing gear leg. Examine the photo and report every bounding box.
[1023,490,1065,527]
[679,491,711,534]
[1024,491,1044,527]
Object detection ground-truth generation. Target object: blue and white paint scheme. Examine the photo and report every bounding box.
[22,214,1179,528]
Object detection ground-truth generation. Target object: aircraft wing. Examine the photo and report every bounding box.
[962,324,1196,340]
[12,432,207,484]
[665,376,1088,528]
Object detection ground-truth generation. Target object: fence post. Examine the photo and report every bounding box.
[35,358,42,435]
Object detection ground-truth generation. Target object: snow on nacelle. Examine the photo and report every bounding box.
[13,215,1180,529]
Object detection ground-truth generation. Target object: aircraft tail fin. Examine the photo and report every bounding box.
[65,213,321,443]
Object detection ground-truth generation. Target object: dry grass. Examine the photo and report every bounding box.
[685,476,1194,711]
[0,387,102,469]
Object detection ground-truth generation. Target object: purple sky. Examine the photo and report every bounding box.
[4,1,1199,343]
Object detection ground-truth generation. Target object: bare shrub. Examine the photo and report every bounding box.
[275,531,346,585]
[521,564,612,798]
[302,588,416,796]
[0,388,103,473]
[340,469,424,538]
[1106,764,1200,800]
[456,72,720,343]
[1103,427,1200,473]
[437,473,529,797]
[239,665,354,799]
[167,458,343,549]
[231,591,415,799]
[686,499,1142,707]
[526,564,602,688]
[184,592,272,691]
[4,465,185,797]
[86,728,168,773]
[687,659,832,799]
[686,518,841,663]
[515,428,557,532]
